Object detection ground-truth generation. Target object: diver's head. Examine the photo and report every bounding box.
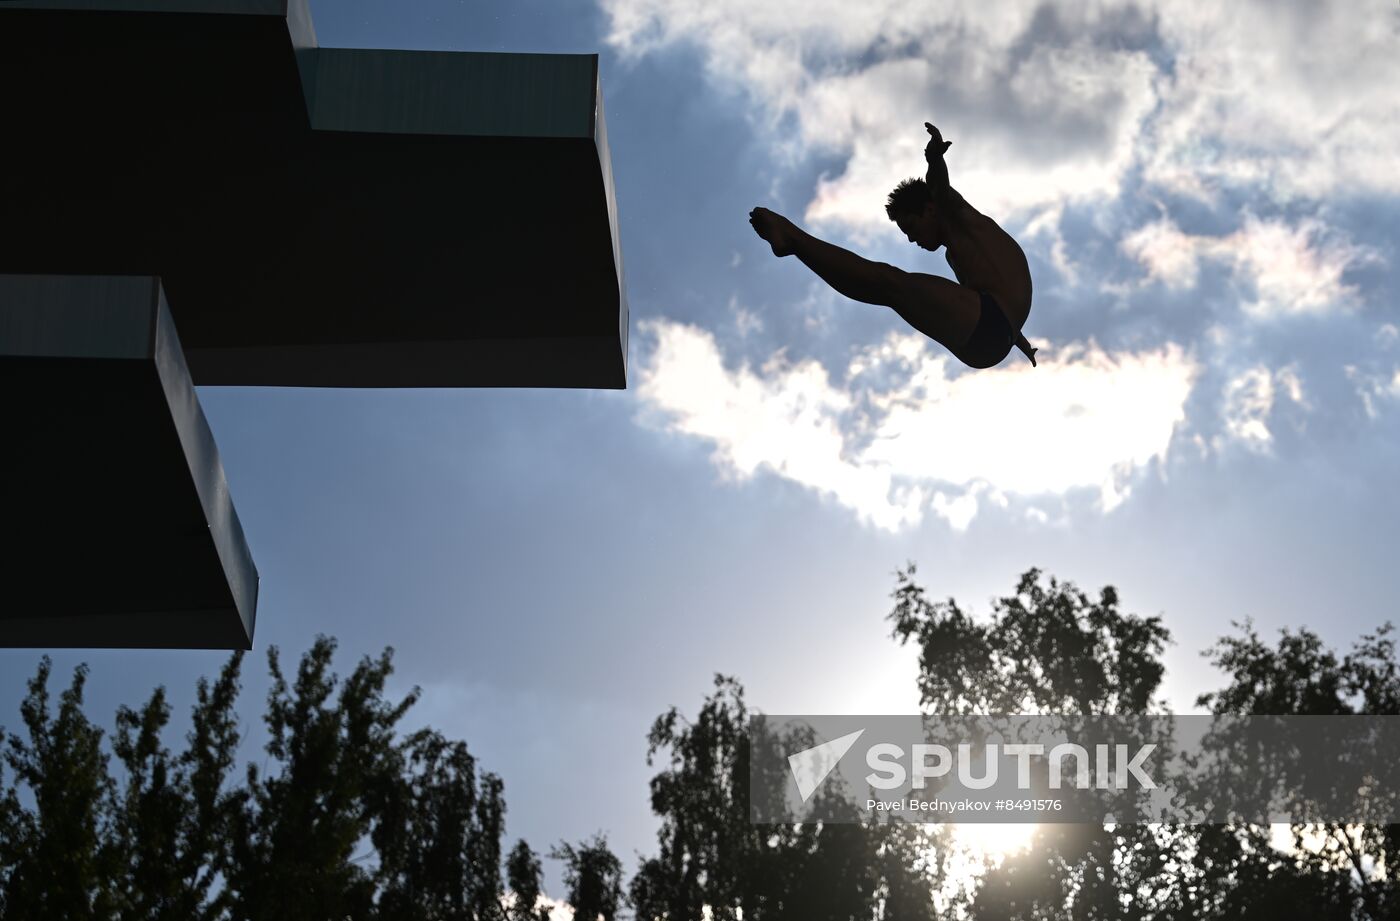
[886,177,943,251]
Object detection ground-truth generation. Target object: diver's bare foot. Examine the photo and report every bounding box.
[749,207,797,257]
[1014,332,1038,366]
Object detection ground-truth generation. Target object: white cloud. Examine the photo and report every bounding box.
[1023,205,1080,287]
[635,320,1199,530]
[1120,214,1379,317]
[1216,364,1309,452]
[1120,217,1202,290]
[499,893,571,921]
[1275,365,1307,410]
[602,0,1400,238]
[602,0,1161,230]
[1219,367,1276,451]
[1345,365,1400,420]
[728,295,764,336]
[606,0,1397,518]
[1227,217,1380,318]
[1144,1,1400,204]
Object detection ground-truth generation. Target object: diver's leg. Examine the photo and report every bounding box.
[750,206,892,304]
[1015,330,1038,366]
[749,207,980,348]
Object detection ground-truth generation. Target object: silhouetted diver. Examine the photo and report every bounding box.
[750,123,1037,368]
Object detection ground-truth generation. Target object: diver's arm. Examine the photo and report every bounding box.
[924,122,973,220]
[924,123,952,195]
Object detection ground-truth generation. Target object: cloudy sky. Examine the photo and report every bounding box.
[4,0,1399,897]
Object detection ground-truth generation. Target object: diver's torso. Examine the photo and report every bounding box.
[944,208,1033,325]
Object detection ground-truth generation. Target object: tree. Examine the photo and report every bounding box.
[103,652,245,921]
[468,773,507,919]
[505,839,550,921]
[0,639,527,921]
[0,751,15,918]
[1,658,121,920]
[1187,621,1400,920]
[553,834,623,921]
[3,567,1397,920]
[109,686,192,920]
[871,824,943,920]
[376,728,508,920]
[631,675,948,921]
[630,675,799,920]
[889,564,1170,716]
[222,636,420,920]
[890,566,1400,920]
[182,651,247,920]
[891,566,1184,920]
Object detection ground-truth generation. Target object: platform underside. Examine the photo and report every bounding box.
[0,3,628,388]
[1,275,258,649]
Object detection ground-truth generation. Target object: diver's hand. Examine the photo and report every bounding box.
[924,122,952,162]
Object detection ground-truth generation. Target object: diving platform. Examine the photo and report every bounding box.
[0,275,258,649]
[0,0,628,647]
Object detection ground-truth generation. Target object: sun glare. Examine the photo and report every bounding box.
[952,823,1039,862]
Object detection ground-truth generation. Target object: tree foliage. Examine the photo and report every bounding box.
[1,569,1397,920]
[889,567,1400,920]
[890,564,1170,716]
[504,839,550,921]
[2,659,119,920]
[0,638,566,921]
[630,674,948,921]
[553,835,624,921]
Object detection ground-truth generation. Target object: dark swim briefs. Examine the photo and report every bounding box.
[953,291,1014,369]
